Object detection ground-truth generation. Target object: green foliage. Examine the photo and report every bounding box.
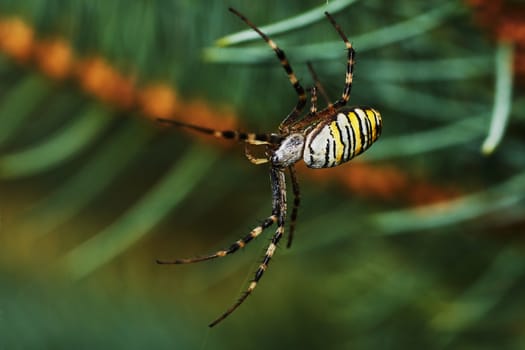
[1,0,524,349]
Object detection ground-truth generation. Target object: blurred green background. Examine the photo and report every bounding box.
[1,0,525,349]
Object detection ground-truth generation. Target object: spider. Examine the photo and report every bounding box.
[156,7,382,327]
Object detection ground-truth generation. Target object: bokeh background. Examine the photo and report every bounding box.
[1,0,525,348]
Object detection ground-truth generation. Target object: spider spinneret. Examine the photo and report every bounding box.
[157,7,382,327]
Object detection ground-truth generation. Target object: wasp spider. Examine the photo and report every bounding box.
[157,7,382,327]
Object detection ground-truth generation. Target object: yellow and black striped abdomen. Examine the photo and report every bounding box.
[303,107,382,168]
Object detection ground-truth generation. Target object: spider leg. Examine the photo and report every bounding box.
[287,63,335,130]
[307,62,332,107]
[157,118,279,145]
[291,13,354,133]
[244,143,271,165]
[309,85,318,114]
[208,166,287,327]
[324,12,355,109]
[228,8,307,130]
[156,215,277,264]
[286,165,300,248]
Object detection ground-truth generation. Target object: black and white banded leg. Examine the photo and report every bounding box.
[208,167,287,327]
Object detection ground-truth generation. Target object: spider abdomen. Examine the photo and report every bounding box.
[303,107,382,168]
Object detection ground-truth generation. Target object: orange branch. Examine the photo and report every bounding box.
[0,14,461,204]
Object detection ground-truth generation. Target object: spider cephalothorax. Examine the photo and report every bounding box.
[157,7,382,327]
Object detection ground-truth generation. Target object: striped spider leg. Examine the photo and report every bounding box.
[307,61,332,109]
[156,8,383,327]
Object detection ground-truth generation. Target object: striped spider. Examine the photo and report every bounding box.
[157,7,382,327]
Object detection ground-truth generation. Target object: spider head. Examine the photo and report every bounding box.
[271,133,305,167]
